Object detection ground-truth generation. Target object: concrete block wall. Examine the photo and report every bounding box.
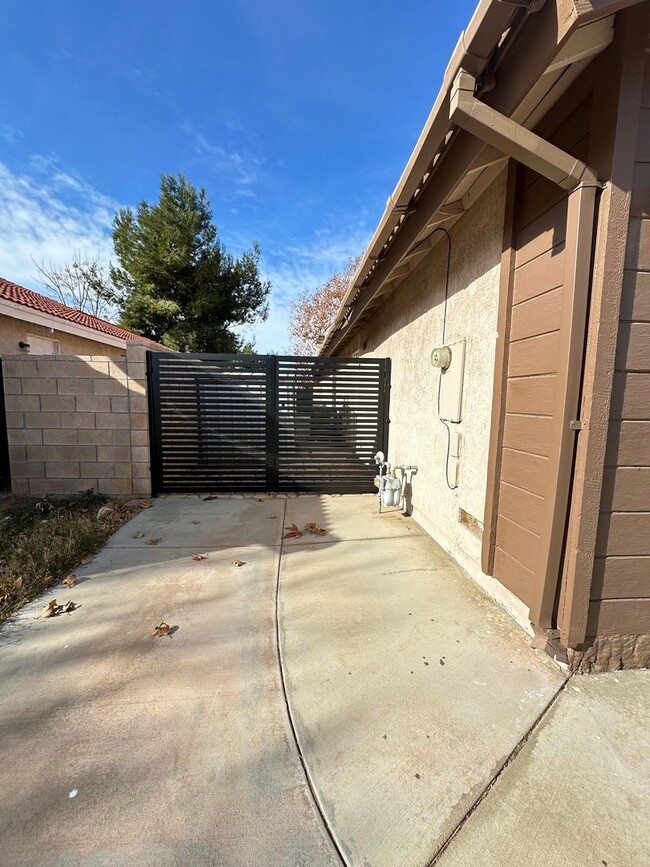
[2,343,151,498]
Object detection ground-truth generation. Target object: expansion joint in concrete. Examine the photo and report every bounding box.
[273,498,349,867]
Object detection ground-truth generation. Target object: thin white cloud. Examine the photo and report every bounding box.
[242,225,370,353]
[0,124,22,145]
[0,159,116,288]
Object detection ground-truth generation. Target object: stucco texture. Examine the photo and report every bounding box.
[340,172,509,606]
[0,314,124,357]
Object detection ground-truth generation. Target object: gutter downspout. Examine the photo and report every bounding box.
[450,69,602,631]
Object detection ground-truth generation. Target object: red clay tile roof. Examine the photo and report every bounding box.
[0,277,167,351]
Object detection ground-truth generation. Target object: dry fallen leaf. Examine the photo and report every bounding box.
[232,560,245,567]
[13,577,23,591]
[192,553,209,561]
[81,555,93,566]
[191,520,201,525]
[42,599,58,618]
[139,500,153,509]
[0,593,10,606]
[268,515,278,519]
[132,531,145,539]
[304,522,327,536]
[62,600,77,614]
[283,523,303,539]
[147,538,162,545]
[152,622,171,637]
[42,575,54,588]
[61,574,76,588]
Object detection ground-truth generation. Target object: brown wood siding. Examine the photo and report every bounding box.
[493,98,591,607]
[594,45,650,636]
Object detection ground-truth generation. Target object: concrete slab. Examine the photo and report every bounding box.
[0,498,338,867]
[283,494,424,547]
[437,670,650,867]
[278,497,566,866]
[105,494,285,550]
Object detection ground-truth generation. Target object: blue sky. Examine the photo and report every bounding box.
[0,0,476,352]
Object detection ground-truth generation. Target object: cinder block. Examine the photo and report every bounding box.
[131,446,149,463]
[45,462,80,478]
[12,461,45,479]
[110,396,129,413]
[128,394,148,414]
[4,394,39,412]
[132,477,152,497]
[93,379,127,396]
[40,360,76,378]
[28,479,58,498]
[25,412,60,429]
[9,429,43,446]
[80,462,115,479]
[60,412,96,429]
[43,429,79,446]
[58,478,97,495]
[127,363,146,381]
[130,413,149,430]
[2,377,22,395]
[130,429,149,447]
[9,445,26,463]
[114,462,132,478]
[3,360,37,378]
[57,378,94,395]
[85,360,110,376]
[79,429,112,446]
[126,344,147,365]
[98,478,133,497]
[22,377,57,395]
[11,479,29,495]
[132,462,151,478]
[111,429,131,446]
[97,446,131,463]
[76,395,111,413]
[109,361,128,379]
[5,411,25,428]
[41,394,76,412]
[37,356,72,379]
[95,412,129,429]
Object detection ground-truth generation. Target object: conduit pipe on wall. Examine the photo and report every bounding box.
[449,68,602,630]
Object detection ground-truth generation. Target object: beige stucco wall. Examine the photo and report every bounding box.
[338,172,529,622]
[2,343,151,499]
[0,313,125,357]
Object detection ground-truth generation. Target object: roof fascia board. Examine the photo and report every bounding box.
[0,297,127,350]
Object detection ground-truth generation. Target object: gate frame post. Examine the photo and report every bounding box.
[147,351,163,497]
[265,354,279,491]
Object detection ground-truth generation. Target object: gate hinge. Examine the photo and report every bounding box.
[569,419,582,431]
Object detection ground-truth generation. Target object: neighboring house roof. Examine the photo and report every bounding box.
[0,277,167,351]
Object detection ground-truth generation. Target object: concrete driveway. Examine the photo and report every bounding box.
[1,495,648,866]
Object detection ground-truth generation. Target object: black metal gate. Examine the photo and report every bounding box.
[148,353,390,494]
[0,360,11,492]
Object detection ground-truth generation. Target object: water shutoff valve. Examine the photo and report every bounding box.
[431,345,452,370]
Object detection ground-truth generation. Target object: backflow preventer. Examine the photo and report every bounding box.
[373,451,418,513]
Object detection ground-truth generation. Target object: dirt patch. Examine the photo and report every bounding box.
[0,493,135,623]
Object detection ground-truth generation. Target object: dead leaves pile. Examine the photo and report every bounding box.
[41,599,77,618]
[283,522,327,539]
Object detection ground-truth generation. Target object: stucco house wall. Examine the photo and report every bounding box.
[337,173,523,620]
[0,313,126,358]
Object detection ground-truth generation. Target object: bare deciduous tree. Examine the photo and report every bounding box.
[33,255,119,321]
[289,255,361,355]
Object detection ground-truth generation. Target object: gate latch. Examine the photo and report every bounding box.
[569,419,583,431]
